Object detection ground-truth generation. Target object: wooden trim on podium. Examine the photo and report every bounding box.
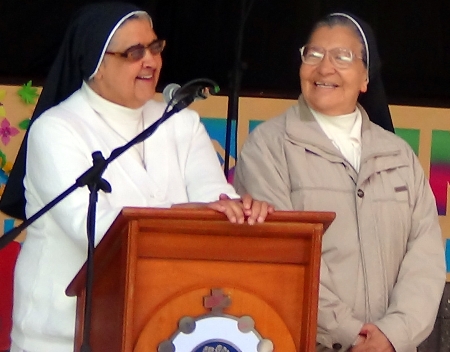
[66,207,335,352]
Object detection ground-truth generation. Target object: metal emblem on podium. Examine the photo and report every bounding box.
[158,288,274,352]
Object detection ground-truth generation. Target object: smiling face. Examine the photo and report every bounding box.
[300,25,368,116]
[89,17,162,108]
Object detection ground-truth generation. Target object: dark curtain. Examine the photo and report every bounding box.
[0,0,449,106]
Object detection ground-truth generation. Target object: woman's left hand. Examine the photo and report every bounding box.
[350,324,395,352]
[207,193,274,224]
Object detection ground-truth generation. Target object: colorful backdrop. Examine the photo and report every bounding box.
[1,83,450,278]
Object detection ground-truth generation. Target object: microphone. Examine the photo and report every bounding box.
[162,80,220,110]
[163,83,182,103]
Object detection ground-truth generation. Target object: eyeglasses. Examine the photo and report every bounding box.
[299,45,363,69]
[105,39,166,62]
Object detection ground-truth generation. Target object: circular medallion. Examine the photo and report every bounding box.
[134,287,296,352]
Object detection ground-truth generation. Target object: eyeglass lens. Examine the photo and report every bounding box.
[126,40,165,61]
[301,45,354,68]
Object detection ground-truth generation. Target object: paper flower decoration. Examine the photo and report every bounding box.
[18,118,30,131]
[0,149,7,169]
[0,118,19,145]
[17,80,39,105]
[0,149,11,197]
[0,89,6,117]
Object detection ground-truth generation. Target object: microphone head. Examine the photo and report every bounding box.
[163,83,181,103]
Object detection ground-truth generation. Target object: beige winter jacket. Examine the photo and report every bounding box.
[234,95,445,352]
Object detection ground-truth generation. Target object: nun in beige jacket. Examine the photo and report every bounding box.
[234,12,445,352]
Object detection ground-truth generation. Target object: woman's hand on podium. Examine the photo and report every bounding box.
[171,193,274,225]
[207,193,274,225]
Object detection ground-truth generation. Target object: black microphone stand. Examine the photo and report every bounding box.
[0,78,218,352]
[224,0,255,178]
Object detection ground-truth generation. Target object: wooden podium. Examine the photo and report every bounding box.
[66,207,335,352]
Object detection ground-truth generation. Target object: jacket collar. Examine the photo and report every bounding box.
[287,95,401,154]
[285,95,408,175]
[285,95,341,159]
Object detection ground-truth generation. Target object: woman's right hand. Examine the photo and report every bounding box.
[172,194,274,225]
[206,193,274,225]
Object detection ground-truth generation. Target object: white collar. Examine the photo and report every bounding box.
[81,81,144,125]
[311,107,362,145]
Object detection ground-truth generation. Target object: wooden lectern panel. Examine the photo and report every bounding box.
[66,207,335,352]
